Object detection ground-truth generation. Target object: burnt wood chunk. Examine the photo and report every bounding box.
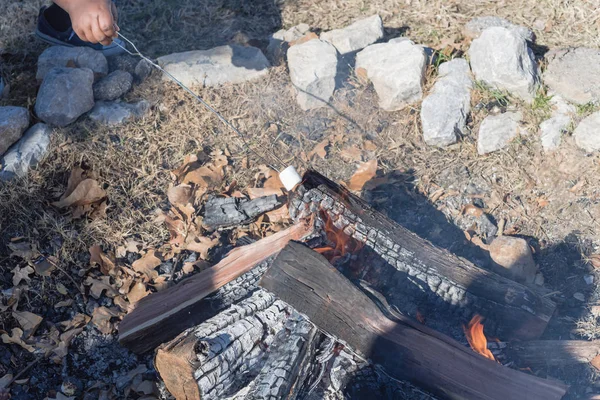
[259,242,568,400]
[118,222,312,353]
[289,170,556,341]
[203,195,281,229]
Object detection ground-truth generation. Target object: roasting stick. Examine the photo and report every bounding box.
[114,33,303,191]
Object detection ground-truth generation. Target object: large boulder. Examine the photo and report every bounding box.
[287,39,338,110]
[468,27,538,102]
[93,70,133,101]
[320,15,384,55]
[544,48,600,105]
[477,111,522,155]
[421,59,473,147]
[35,67,95,127]
[156,45,270,88]
[37,46,108,81]
[88,100,150,126]
[355,39,427,111]
[464,16,535,42]
[0,106,29,156]
[574,111,600,152]
[0,123,51,181]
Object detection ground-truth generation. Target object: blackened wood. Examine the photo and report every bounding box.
[489,340,600,367]
[119,222,312,353]
[203,195,281,229]
[260,242,568,400]
[289,170,556,341]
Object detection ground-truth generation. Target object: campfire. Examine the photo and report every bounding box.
[116,170,600,400]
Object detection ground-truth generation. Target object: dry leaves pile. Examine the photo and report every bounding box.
[52,167,107,219]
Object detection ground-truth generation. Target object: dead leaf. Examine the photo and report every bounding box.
[50,326,84,364]
[265,204,290,224]
[33,256,58,276]
[8,242,38,260]
[536,197,550,208]
[133,380,156,395]
[1,328,34,352]
[308,138,330,160]
[54,300,73,309]
[59,313,90,331]
[462,204,484,217]
[62,167,86,199]
[364,140,377,151]
[569,179,586,193]
[56,283,68,295]
[89,245,116,275]
[592,354,600,371]
[84,276,118,299]
[12,311,43,337]
[127,282,150,305]
[347,160,378,191]
[340,145,363,162]
[589,254,600,270]
[132,250,162,281]
[52,179,106,208]
[185,236,219,260]
[246,187,282,199]
[11,266,34,286]
[91,306,121,335]
[164,214,186,247]
[167,184,195,220]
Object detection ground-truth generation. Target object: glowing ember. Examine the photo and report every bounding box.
[463,315,496,361]
[314,212,363,264]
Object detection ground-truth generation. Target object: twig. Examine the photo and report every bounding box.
[5,354,43,387]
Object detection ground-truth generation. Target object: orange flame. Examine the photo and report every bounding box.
[463,315,496,361]
[314,212,363,264]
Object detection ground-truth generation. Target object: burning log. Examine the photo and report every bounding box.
[259,241,568,400]
[489,340,600,367]
[290,170,556,341]
[119,222,313,353]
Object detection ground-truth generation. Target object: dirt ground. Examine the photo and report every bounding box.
[2,0,600,398]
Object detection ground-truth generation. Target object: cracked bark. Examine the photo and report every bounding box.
[203,195,281,229]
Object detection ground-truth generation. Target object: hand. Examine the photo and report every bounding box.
[57,0,119,45]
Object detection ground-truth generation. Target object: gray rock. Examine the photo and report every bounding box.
[468,27,538,102]
[107,54,138,74]
[35,68,95,127]
[134,59,152,83]
[37,46,108,81]
[320,15,384,55]
[93,70,133,101]
[0,106,29,156]
[584,275,595,285]
[464,16,535,42]
[88,100,150,126]
[544,47,600,105]
[355,39,427,111]
[489,236,538,284]
[0,123,51,181]
[287,39,338,110]
[574,111,600,152]
[421,59,473,146]
[539,96,574,151]
[156,45,270,88]
[477,111,522,154]
[267,23,311,63]
[573,292,585,302]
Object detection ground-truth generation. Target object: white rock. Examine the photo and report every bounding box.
[544,47,600,105]
[273,23,311,42]
[573,292,585,302]
[0,123,51,181]
[0,106,29,156]
[35,68,95,127]
[540,114,570,151]
[421,59,473,147]
[287,39,338,110]
[477,111,522,155]
[356,40,427,111]
[468,27,538,102]
[157,45,270,88]
[37,46,108,81]
[88,100,150,126]
[464,16,535,42]
[584,275,595,285]
[574,111,600,152]
[320,15,384,55]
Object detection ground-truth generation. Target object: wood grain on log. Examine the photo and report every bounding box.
[119,222,313,353]
[289,170,556,341]
[260,242,568,400]
[203,195,282,229]
[489,340,600,367]
[155,290,290,400]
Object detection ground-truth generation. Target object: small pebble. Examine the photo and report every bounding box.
[573,292,585,301]
[584,275,595,285]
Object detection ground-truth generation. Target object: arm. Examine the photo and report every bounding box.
[52,0,119,45]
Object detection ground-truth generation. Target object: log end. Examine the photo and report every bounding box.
[155,338,200,400]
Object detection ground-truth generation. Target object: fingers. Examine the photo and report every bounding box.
[91,17,112,45]
[98,10,117,40]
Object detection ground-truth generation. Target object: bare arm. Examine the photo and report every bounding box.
[52,0,119,45]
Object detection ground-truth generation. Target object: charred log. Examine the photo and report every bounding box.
[259,242,568,400]
[203,195,282,229]
[289,170,556,341]
[489,340,600,367]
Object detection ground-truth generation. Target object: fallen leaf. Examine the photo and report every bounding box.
[127,281,150,305]
[462,204,484,217]
[246,187,282,199]
[8,242,38,260]
[569,179,586,193]
[113,295,130,312]
[364,140,377,151]
[133,380,156,395]
[340,145,363,162]
[54,300,73,309]
[132,250,162,280]
[61,167,86,199]
[164,214,186,247]
[536,197,550,208]
[11,266,34,286]
[84,276,118,299]
[592,354,600,371]
[185,236,219,260]
[91,306,121,335]
[265,204,290,224]
[89,245,116,275]
[50,326,84,363]
[347,160,378,191]
[59,313,91,331]
[167,184,195,220]
[52,179,106,208]
[33,256,58,276]
[1,328,34,352]
[590,254,600,270]
[12,311,43,337]
[56,283,69,295]
[308,138,330,160]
